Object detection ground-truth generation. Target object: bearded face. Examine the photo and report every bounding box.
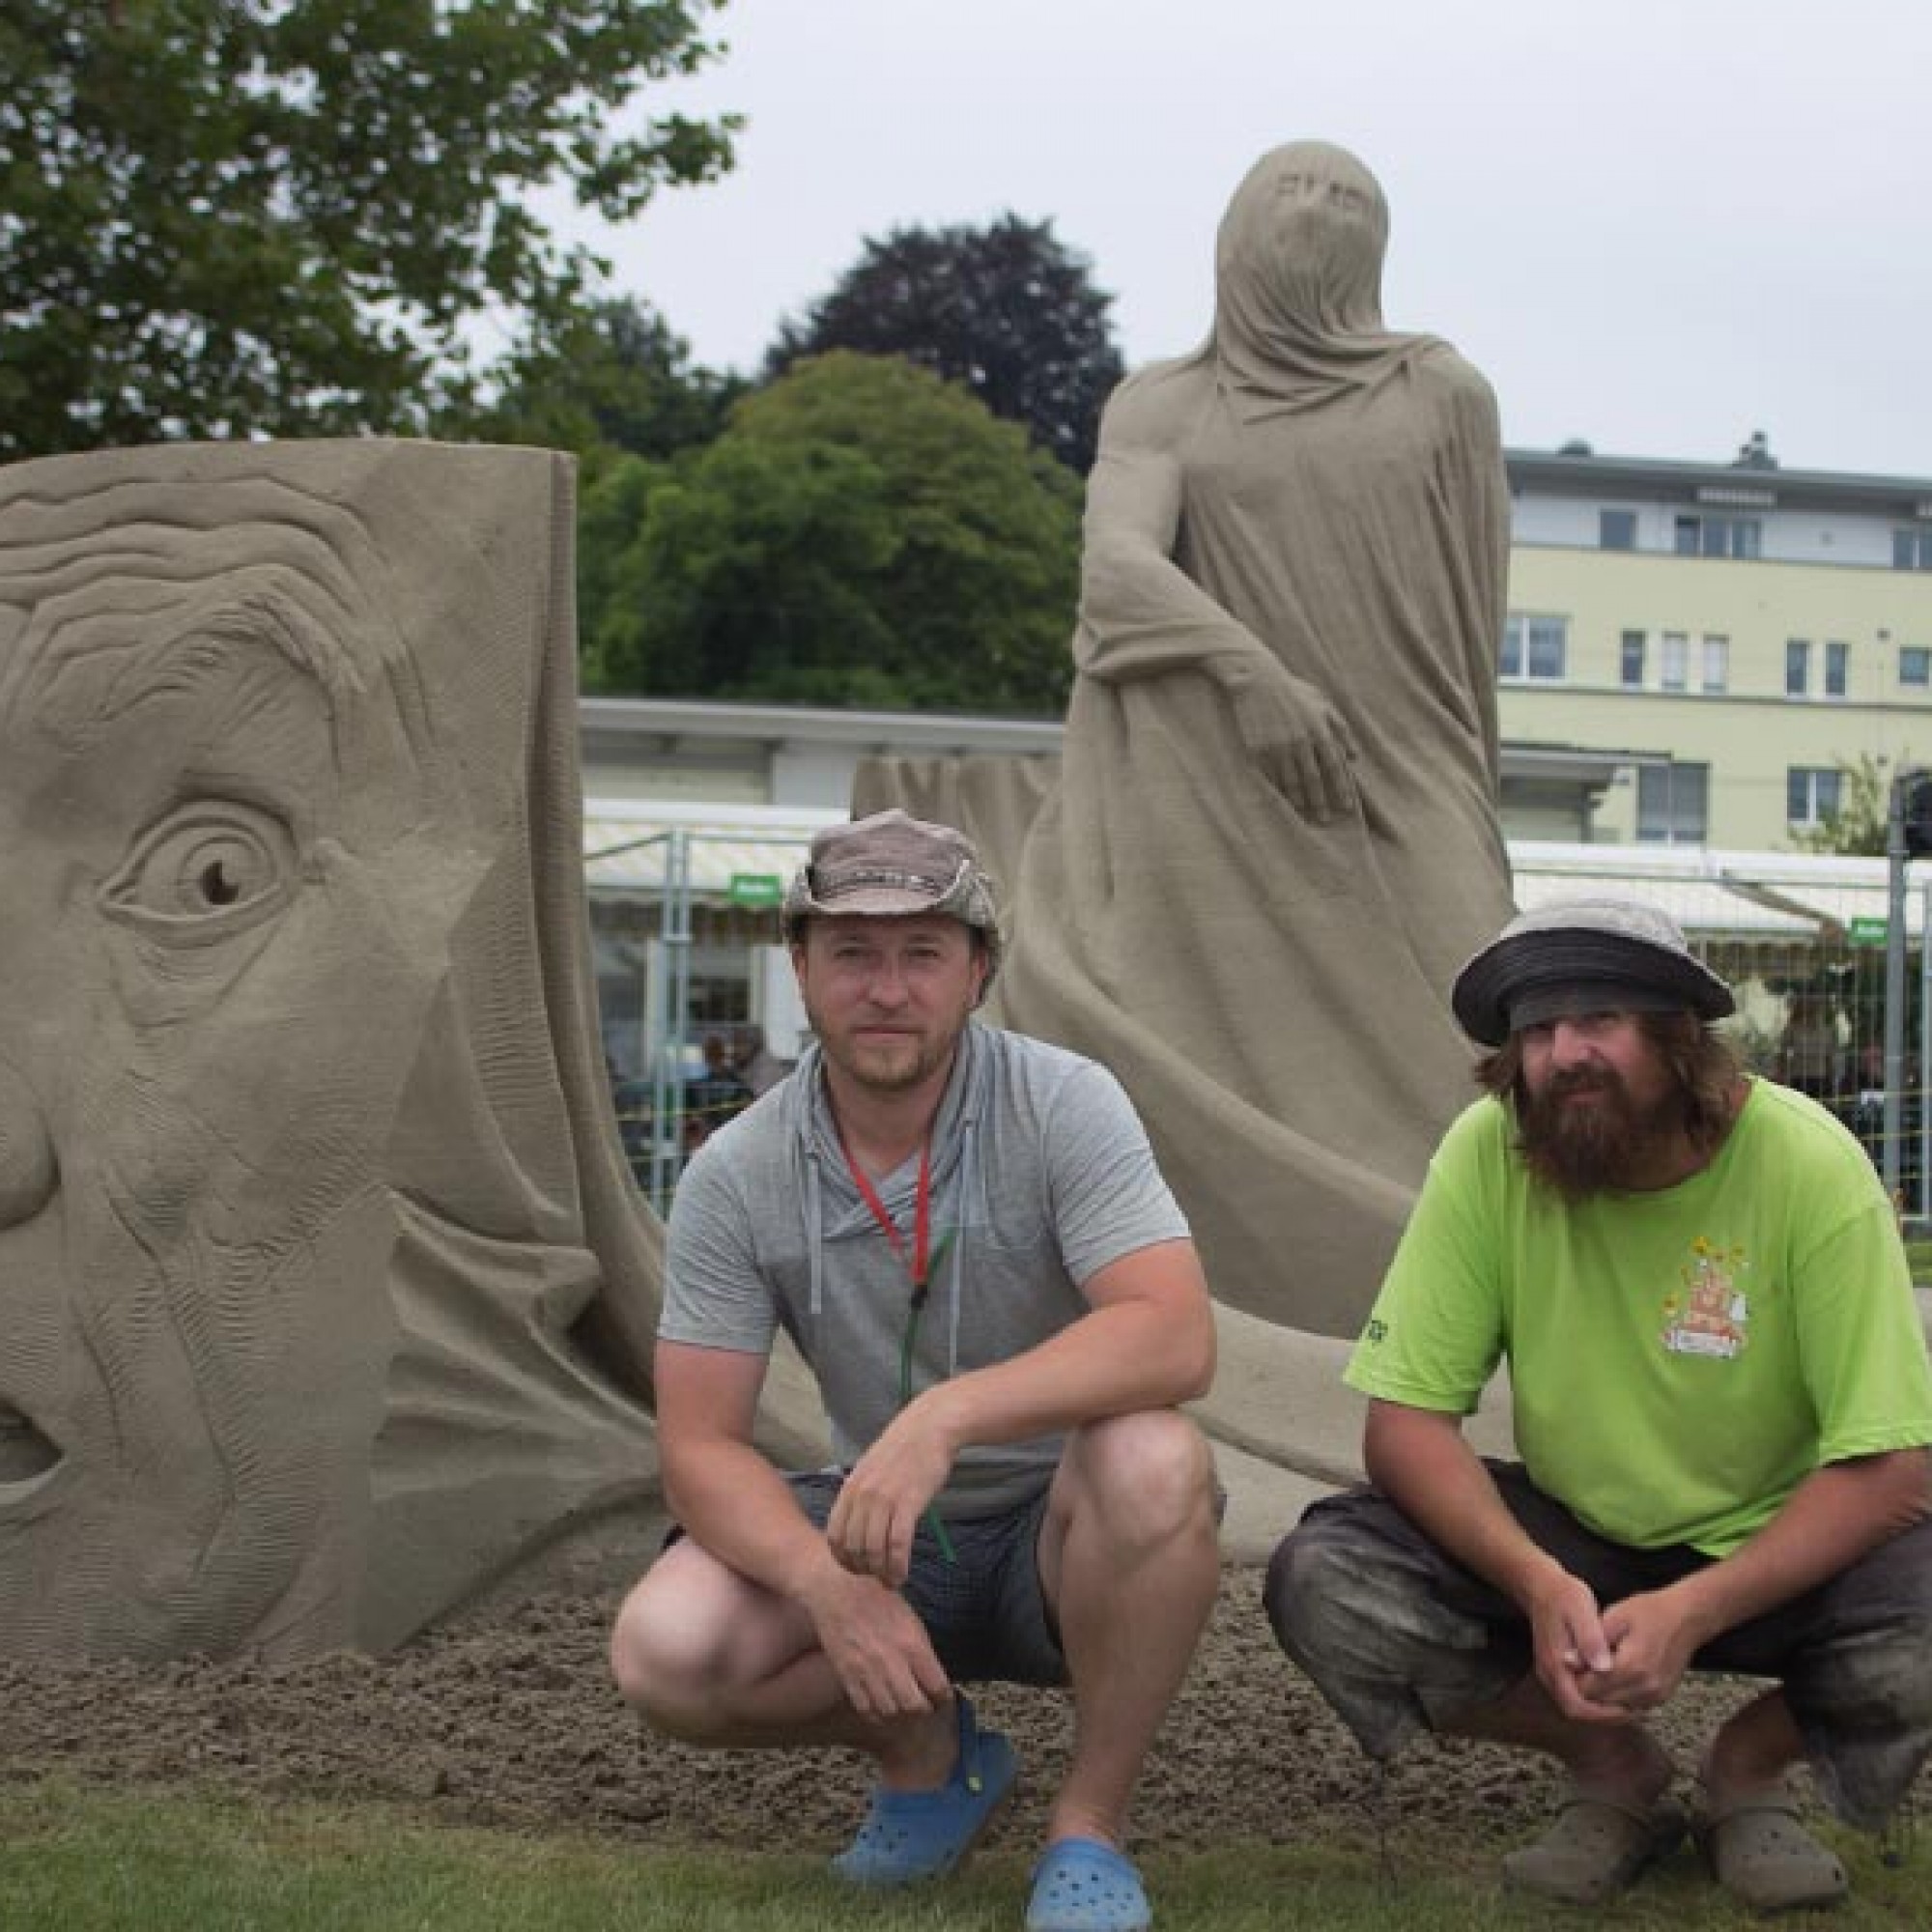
[1517,1060,1686,1198]
[1511,1012,1691,1200]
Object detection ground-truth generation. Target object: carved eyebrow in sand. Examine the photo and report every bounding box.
[21,572,377,753]
[0,477,409,748]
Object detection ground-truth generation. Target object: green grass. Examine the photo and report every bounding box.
[0,1779,1924,1930]
[1905,1236,1932,1288]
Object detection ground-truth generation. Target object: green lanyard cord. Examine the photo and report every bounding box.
[899,1228,958,1563]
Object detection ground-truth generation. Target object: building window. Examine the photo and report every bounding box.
[1619,630,1646,687]
[1786,639,1810,696]
[1674,513,1762,560]
[1637,763,1708,844]
[1661,632,1688,692]
[1600,509,1636,552]
[1825,640,1849,698]
[1894,528,1932,571]
[1788,766,1844,828]
[1901,646,1931,689]
[1701,635,1729,694]
[1500,612,1567,681]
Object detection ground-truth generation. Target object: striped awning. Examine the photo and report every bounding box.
[1510,842,1924,942]
[582,801,842,903]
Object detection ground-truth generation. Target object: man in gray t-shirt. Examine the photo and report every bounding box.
[611,810,1218,1932]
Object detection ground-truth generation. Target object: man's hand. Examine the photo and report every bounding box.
[827,1397,957,1590]
[1582,1588,1706,1715]
[1221,658,1356,822]
[798,1561,951,1720]
[1522,1566,1632,1725]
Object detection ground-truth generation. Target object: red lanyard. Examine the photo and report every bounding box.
[838,1131,932,1299]
[835,1125,959,1565]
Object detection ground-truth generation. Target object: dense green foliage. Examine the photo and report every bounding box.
[472,296,744,463]
[767,214,1124,473]
[2,9,1105,712]
[0,0,736,458]
[580,351,1083,712]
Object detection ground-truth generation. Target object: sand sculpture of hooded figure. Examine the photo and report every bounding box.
[0,440,685,1664]
[859,141,1516,1346]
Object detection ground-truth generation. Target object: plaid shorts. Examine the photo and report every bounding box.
[1266,1461,1932,1830]
[786,1469,1068,1686]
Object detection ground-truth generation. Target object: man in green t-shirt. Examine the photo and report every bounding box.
[1266,900,1932,1912]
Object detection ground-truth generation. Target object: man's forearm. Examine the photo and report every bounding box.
[1364,1405,1569,1612]
[908,1283,1213,1461]
[1663,1449,1930,1643]
[664,1435,841,1605]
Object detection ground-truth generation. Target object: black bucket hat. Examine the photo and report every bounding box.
[1452,898,1735,1048]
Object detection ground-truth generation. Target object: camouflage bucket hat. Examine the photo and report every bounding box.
[782,810,1003,993]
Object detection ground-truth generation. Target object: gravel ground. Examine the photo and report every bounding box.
[6,1565,1888,1868]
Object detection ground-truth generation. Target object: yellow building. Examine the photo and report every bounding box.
[1501,441,1932,847]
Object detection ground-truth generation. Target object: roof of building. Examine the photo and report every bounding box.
[1506,445,1932,519]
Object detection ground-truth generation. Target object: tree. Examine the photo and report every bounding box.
[581,351,1081,711]
[472,296,744,463]
[1792,753,1894,857]
[767,215,1124,473]
[1,1,737,459]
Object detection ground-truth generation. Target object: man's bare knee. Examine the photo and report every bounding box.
[607,1542,802,1740]
[609,1572,725,1734]
[1061,1409,1216,1552]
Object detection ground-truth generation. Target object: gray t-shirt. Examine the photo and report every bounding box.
[660,1022,1191,1514]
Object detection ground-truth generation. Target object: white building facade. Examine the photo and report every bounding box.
[1500,442,1932,848]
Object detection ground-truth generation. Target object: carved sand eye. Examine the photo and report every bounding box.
[101,802,297,935]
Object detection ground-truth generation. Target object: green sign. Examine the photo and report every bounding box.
[1849,914,1888,949]
[727,871,783,909]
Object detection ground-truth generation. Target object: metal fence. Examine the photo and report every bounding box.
[589,826,1932,1222]
[1512,843,1932,1218]
[589,824,816,1216]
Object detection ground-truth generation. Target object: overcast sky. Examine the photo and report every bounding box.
[563,0,1930,478]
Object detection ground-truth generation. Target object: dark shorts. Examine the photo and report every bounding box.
[788,1471,1069,1687]
[664,1470,1069,1688]
[1264,1462,1932,1830]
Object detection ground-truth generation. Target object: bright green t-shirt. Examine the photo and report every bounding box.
[1347,1080,1932,1555]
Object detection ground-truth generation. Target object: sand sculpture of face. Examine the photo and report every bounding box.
[0,441,662,1664]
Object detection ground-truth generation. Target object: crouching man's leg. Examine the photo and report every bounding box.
[610,1536,948,1779]
[1029,1409,1221,1930]
[1265,1476,1684,1906]
[1688,1514,1932,1910]
[610,1479,1014,1884]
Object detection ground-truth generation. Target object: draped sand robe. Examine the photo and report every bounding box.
[864,145,1515,1346]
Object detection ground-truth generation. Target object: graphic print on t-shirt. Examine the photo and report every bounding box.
[1660,1236,1750,1359]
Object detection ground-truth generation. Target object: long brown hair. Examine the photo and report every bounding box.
[1476,1010,1743,1158]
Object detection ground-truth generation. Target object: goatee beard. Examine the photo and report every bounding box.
[1518,1070,1680,1200]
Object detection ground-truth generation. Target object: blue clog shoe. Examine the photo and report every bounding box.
[1026,1835,1152,1931]
[830,1693,1018,1887]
